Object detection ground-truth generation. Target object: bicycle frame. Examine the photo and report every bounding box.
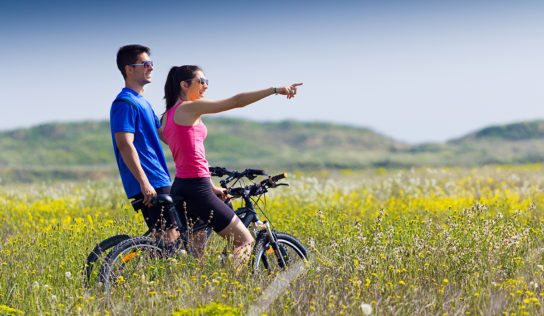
[208,186,289,267]
[141,167,289,267]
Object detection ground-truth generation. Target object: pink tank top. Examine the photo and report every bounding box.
[163,102,211,178]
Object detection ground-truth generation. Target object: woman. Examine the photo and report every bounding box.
[162,65,302,268]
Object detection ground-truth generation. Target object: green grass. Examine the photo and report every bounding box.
[2,165,544,314]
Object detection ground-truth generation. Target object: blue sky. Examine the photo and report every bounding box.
[2,0,543,143]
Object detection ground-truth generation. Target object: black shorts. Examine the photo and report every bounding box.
[130,186,178,231]
[171,177,235,232]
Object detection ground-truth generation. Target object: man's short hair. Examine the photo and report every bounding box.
[116,44,151,79]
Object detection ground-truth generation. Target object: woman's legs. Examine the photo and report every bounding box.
[172,177,255,268]
[217,216,255,270]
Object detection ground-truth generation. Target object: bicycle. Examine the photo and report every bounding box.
[96,167,309,292]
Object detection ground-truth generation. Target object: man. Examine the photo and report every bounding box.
[110,44,179,242]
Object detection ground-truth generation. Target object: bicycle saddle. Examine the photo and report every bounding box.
[151,194,174,207]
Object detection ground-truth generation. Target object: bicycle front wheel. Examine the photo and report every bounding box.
[252,231,309,274]
[84,234,131,287]
[98,236,168,292]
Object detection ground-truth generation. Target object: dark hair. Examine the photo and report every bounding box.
[164,65,202,111]
[116,44,151,79]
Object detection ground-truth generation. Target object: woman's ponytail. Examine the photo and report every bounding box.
[164,66,180,111]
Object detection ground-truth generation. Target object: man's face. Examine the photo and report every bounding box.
[126,52,153,84]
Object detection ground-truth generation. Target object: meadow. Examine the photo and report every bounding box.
[2,165,544,315]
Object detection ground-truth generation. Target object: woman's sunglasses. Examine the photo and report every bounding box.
[184,77,209,85]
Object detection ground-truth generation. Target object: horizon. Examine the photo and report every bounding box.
[2,115,542,145]
[2,0,544,143]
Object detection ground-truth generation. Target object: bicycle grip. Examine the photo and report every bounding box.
[246,168,265,176]
[209,166,226,177]
[271,173,288,182]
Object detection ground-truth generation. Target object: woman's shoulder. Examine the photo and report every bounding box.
[173,106,201,126]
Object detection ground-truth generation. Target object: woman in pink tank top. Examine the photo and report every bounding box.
[161,65,302,268]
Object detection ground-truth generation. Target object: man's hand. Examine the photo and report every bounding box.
[141,182,157,207]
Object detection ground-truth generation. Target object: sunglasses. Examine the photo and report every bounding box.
[184,77,209,85]
[130,61,154,68]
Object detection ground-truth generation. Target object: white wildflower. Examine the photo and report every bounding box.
[65,271,72,280]
[537,265,543,271]
[32,281,39,289]
[361,303,372,315]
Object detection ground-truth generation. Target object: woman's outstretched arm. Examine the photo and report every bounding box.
[183,83,303,116]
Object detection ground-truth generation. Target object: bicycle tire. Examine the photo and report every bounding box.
[84,234,131,287]
[98,236,167,292]
[252,231,309,274]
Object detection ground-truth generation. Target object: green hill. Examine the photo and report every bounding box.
[439,120,544,166]
[451,120,544,142]
[0,121,112,166]
[2,118,544,183]
[0,117,403,182]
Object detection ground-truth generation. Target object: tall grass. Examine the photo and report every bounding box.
[1,165,544,315]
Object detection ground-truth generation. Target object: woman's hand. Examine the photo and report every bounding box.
[275,83,303,99]
[214,187,230,201]
[211,180,230,201]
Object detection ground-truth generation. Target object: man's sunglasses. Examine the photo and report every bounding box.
[184,77,209,85]
[130,61,154,68]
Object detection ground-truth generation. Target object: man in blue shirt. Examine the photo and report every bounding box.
[110,44,179,242]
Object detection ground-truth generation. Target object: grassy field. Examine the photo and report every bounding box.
[2,165,544,315]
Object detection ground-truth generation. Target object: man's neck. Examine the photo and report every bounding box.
[125,80,145,95]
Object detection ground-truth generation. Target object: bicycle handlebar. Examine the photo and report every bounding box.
[209,166,268,185]
[227,172,288,198]
[209,167,226,177]
[244,168,266,178]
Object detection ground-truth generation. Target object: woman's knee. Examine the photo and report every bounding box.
[217,216,254,245]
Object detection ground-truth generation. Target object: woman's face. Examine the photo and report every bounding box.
[184,70,208,101]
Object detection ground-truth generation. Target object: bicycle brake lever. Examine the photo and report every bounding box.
[277,183,289,187]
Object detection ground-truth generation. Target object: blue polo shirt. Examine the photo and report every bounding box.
[110,88,171,198]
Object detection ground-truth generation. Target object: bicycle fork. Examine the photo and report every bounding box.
[255,220,288,268]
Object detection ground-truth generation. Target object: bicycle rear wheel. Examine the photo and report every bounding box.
[252,231,309,274]
[84,234,131,287]
[98,236,169,292]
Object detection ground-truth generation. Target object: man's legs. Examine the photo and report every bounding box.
[134,186,180,243]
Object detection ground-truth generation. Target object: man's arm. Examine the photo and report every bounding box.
[158,126,167,144]
[115,131,156,205]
